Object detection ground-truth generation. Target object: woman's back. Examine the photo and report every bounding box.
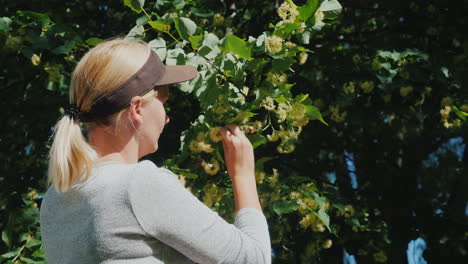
[40,160,270,264]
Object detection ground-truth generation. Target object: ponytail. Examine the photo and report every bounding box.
[48,116,97,192]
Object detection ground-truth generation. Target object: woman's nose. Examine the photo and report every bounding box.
[165,115,170,125]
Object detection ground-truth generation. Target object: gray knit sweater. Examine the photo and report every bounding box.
[40,160,271,264]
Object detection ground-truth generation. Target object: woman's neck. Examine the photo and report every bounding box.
[88,126,139,164]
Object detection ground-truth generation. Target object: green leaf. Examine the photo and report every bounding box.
[1,249,18,258]
[319,0,343,19]
[248,134,267,149]
[125,25,145,40]
[85,38,102,46]
[297,0,320,21]
[1,230,11,248]
[148,20,170,31]
[20,257,37,263]
[136,15,149,26]
[274,22,301,38]
[148,37,167,61]
[124,0,144,13]
[17,11,50,24]
[296,94,309,103]
[197,46,212,57]
[313,209,331,231]
[220,35,252,60]
[452,105,468,120]
[297,30,311,44]
[51,40,76,55]
[25,238,42,248]
[272,200,299,215]
[304,105,328,125]
[227,111,256,123]
[0,17,12,31]
[174,17,197,40]
[255,157,274,172]
[272,57,295,72]
[190,7,214,18]
[172,0,186,9]
[170,166,198,179]
[274,95,288,104]
[189,34,203,50]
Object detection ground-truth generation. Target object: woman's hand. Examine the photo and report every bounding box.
[219,125,255,180]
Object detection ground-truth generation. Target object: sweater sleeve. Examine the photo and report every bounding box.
[127,160,271,264]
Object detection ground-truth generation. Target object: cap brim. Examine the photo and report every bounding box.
[154,65,198,86]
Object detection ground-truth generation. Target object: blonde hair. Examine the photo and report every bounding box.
[48,39,152,192]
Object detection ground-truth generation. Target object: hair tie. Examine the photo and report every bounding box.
[65,104,80,121]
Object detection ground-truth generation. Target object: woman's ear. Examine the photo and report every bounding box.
[128,96,144,126]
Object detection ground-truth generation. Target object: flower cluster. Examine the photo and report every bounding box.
[322,239,333,249]
[300,213,326,232]
[440,105,462,129]
[399,86,413,97]
[329,105,347,123]
[277,1,299,23]
[268,168,279,187]
[343,82,355,94]
[209,127,223,143]
[337,204,355,218]
[202,158,221,175]
[266,71,287,86]
[260,96,275,111]
[189,132,214,153]
[202,183,224,207]
[298,52,308,65]
[359,81,374,93]
[265,35,284,53]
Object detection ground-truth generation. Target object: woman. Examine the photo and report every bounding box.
[40,39,271,263]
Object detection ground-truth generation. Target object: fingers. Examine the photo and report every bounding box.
[225,125,245,138]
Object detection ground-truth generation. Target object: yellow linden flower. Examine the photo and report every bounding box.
[298,197,318,214]
[189,133,215,153]
[202,159,220,175]
[265,35,284,53]
[329,105,347,123]
[343,82,355,94]
[277,143,295,154]
[322,239,333,249]
[267,132,280,142]
[399,86,413,97]
[31,54,41,66]
[266,72,287,86]
[373,251,388,263]
[285,41,296,48]
[213,13,224,26]
[298,52,308,65]
[276,103,291,122]
[315,10,324,25]
[261,96,276,111]
[202,184,223,207]
[312,221,326,232]
[440,105,451,120]
[343,205,355,218]
[440,96,453,106]
[453,119,462,127]
[359,81,374,94]
[277,2,299,23]
[255,171,266,184]
[299,213,315,229]
[288,103,306,121]
[269,168,279,187]
[209,127,223,143]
